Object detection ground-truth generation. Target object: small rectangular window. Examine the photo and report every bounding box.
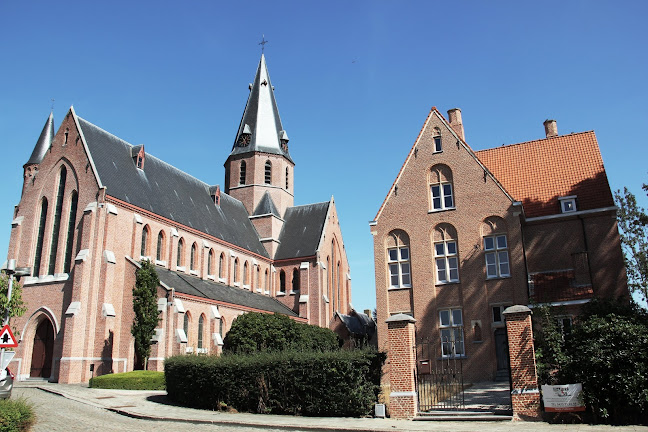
[434,137,442,152]
[559,196,577,213]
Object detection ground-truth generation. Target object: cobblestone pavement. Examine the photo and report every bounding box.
[13,387,287,432]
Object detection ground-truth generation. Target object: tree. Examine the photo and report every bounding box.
[0,273,27,332]
[131,260,160,370]
[614,184,648,303]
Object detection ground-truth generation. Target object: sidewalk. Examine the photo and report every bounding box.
[17,382,648,432]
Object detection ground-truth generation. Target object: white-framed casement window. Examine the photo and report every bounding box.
[559,196,577,213]
[484,234,510,278]
[431,183,454,210]
[435,240,459,283]
[439,308,464,357]
[388,246,411,288]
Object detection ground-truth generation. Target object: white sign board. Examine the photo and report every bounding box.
[541,384,586,412]
[0,351,15,370]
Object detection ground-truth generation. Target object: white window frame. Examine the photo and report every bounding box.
[433,136,442,153]
[387,246,411,288]
[439,308,464,358]
[559,196,577,213]
[431,182,454,211]
[434,240,459,284]
[484,235,510,278]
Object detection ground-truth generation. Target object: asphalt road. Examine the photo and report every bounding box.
[13,387,289,432]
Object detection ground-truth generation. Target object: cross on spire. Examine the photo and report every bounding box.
[258,35,268,53]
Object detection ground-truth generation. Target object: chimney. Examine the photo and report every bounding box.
[543,119,558,138]
[447,108,465,141]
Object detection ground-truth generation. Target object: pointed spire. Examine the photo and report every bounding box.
[230,55,293,162]
[25,112,55,166]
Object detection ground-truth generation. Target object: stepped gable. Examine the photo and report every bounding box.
[274,201,329,260]
[77,116,268,257]
[476,131,614,218]
[156,267,298,316]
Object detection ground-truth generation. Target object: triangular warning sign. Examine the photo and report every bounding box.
[0,325,18,348]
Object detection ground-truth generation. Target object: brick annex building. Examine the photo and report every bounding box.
[6,55,352,383]
[370,107,628,384]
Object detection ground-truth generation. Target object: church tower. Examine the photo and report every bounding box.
[224,55,294,257]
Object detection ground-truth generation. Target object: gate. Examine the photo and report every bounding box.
[416,338,464,411]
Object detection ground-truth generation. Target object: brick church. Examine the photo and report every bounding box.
[6,55,352,383]
[371,107,629,384]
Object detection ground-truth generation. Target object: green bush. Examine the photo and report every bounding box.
[0,398,34,432]
[165,349,385,417]
[223,312,340,354]
[89,370,165,390]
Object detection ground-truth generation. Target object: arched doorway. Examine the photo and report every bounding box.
[30,319,54,378]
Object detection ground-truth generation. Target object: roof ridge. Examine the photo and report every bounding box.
[476,130,596,154]
[288,201,330,210]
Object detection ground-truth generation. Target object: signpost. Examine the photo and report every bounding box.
[0,260,31,382]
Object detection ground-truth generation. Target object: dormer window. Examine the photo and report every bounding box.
[131,145,145,170]
[237,124,252,147]
[559,196,577,213]
[279,130,289,152]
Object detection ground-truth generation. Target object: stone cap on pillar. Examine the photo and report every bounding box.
[502,305,532,316]
[385,313,416,323]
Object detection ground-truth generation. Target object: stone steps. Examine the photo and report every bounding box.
[415,410,512,421]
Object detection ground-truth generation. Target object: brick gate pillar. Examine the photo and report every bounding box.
[385,313,417,419]
[503,305,542,421]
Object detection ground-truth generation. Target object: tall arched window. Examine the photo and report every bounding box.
[256,267,260,290]
[243,261,249,286]
[386,229,411,288]
[219,253,225,278]
[481,216,510,278]
[433,224,459,284]
[33,198,49,277]
[332,241,337,310]
[208,249,214,275]
[292,269,300,292]
[279,270,286,293]
[190,243,197,270]
[177,238,184,267]
[430,164,455,211]
[239,161,247,185]
[48,166,67,274]
[197,315,204,349]
[63,191,78,273]
[264,161,272,184]
[265,269,269,293]
[285,167,289,190]
[233,258,239,283]
[141,225,150,258]
[156,231,165,261]
[183,312,190,341]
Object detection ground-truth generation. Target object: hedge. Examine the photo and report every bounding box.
[165,349,385,417]
[89,370,165,390]
[0,398,34,432]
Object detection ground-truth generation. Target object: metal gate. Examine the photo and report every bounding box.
[416,338,464,411]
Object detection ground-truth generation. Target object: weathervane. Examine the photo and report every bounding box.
[259,35,268,53]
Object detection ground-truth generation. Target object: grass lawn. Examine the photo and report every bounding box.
[89,370,165,390]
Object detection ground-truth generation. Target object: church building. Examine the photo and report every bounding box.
[6,55,352,383]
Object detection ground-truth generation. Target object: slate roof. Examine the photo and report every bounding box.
[229,54,293,163]
[476,131,614,218]
[77,116,269,257]
[26,112,55,165]
[253,191,280,217]
[274,201,330,260]
[155,267,298,316]
[336,311,376,337]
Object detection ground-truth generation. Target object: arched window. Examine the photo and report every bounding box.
[279,270,286,293]
[190,243,197,270]
[33,198,49,277]
[386,229,411,288]
[233,258,239,283]
[239,161,246,185]
[141,225,150,258]
[243,261,249,286]
[256,266,260,290]
[219,253,225,278]
[219,316,224,336]
[197,315,204,349]
[264,161,272,184]
[433,127,442,152]
[332,241,337,310]
[264,269,269,293]
[481,217,510,278]
[430,164,454,211]
[183,312,190,339]
[285,167,289,190]
[177,238,184,267]
[433,224,459,284]
[48,166,67,274]
[156,231,165,261]
[207,249,214,275]
[292,268,300,292]
[63,191,78,273]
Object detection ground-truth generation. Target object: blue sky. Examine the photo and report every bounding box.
[2,1,647,313]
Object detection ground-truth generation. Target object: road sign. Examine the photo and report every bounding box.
[0,325,18,348]
[0,351,15,370]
